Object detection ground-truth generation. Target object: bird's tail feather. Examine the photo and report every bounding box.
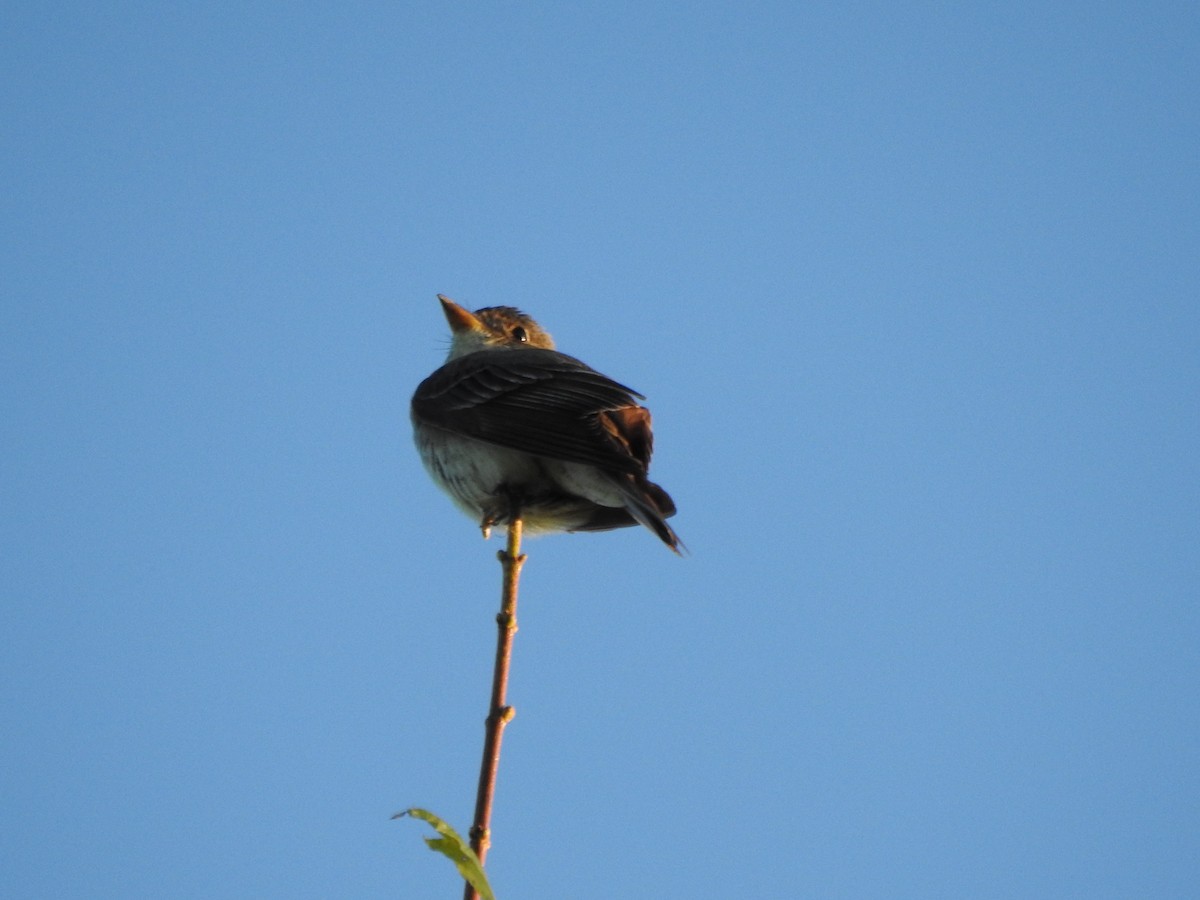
[617,477,684,555]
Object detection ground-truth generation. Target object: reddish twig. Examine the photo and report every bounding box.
[463,518,525,900]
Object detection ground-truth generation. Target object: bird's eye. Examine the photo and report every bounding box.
[511,326,528,343]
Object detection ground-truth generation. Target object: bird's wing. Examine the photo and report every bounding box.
[411,349,654,474]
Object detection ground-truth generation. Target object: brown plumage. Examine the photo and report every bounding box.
[411,295,682,553]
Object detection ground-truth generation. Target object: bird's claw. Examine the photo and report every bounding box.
[479,512,497,541]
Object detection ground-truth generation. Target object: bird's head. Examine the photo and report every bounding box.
[438,294,556,359]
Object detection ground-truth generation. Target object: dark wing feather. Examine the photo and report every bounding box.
[411,349,653,474]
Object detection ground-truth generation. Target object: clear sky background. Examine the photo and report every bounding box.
[3,3,1197,898]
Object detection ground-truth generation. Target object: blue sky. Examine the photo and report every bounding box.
[3,3,1197,897]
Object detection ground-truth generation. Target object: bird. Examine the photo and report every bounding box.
[411,295,682,553]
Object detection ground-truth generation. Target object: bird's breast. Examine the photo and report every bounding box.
[413,423,542,512]
[411,419,633,534]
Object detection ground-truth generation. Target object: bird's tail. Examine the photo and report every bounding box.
[619,477,685,555]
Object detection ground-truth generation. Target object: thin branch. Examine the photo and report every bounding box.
[463,518,525,900]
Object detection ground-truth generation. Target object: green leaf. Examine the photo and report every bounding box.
[394,807,496,900]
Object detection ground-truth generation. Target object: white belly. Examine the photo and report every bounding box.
[413,423,627,534]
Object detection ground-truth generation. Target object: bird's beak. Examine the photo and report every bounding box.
[438,294,483,334]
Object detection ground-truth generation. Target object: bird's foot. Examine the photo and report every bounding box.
[479,486,524,541]
[478,512,498,541]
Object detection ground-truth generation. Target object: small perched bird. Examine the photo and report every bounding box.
[412,295,682,553]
